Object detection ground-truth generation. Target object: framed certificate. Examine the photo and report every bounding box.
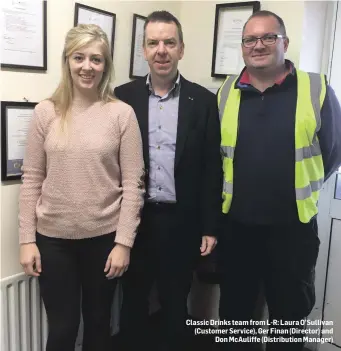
[129,14,149,79]
[211,1,260,78]
[74,3,116,58]
[1,0,47,70]
[1,101,37,181]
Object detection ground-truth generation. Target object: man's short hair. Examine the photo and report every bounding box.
[143,10,184,45]
[243,10,287,36]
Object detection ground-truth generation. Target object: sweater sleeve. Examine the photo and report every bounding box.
[19,103,47,244]
[115,106,145,247]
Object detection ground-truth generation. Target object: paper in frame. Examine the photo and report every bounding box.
[1,101,37,181]
[74,3,116,58]
[129,14,149,79]
[211,1,260,78]
[1,0,47,70]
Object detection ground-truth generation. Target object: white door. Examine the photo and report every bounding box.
[317,169,341,351]
[317,1,341,350]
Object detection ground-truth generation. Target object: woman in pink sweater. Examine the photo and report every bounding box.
[19,24,145,351]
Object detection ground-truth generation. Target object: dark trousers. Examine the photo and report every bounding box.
[120,203,199,351]
[36,232,117,351]
[217,217,320,351]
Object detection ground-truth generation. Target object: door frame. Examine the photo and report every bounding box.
[307,1,340,350]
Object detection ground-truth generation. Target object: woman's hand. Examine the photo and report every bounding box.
[20,243,42,277]
[104,243,130,279]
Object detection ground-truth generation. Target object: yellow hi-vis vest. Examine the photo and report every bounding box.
[218,70,326,223]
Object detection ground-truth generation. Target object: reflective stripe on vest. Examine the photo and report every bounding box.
[218,70,326,223]
[295,70,326,222]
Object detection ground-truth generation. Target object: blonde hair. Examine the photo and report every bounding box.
[49,24,115,133]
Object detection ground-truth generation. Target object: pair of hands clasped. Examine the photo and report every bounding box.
[19,243,130,279]
[20,235,217,277]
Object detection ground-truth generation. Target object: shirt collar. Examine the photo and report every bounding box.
[146,71,181,96]
[238,59,295,87]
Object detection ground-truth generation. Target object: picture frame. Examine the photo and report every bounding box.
[74,3,116,58]
[129,14,149,79]
[1,0,47,70]
[1,101,37,181]
[211,1,260,78]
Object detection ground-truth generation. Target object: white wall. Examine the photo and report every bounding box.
[299,1,330,74]
[329,1,341,99]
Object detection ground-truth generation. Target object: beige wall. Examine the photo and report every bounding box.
[0,0,330,279]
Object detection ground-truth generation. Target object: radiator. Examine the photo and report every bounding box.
[1,273,122,351]
[1,273,48,351]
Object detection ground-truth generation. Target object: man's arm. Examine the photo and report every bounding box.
[318,84,341,181]
[200,93,223,238]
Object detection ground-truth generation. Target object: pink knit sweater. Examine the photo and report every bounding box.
[19,99,145,247]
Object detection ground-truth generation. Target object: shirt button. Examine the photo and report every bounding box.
[158,186,162,191]
[157,145,160,150]
[157,166,161,170]
[159,105,163,110]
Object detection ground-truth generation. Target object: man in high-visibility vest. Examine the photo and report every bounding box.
[217,10,341,351]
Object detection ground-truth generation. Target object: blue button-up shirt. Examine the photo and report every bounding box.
[147,73,180,202]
